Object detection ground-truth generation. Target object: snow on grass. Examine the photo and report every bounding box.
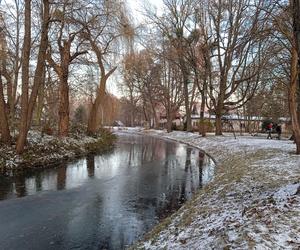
[133,130,300,250]
[0,130,116,171]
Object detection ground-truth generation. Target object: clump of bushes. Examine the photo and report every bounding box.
[85,128,117,153]
[198,119,214,136]
[70,123,87,136]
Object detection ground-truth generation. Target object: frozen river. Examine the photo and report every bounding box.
[0,133,215,249]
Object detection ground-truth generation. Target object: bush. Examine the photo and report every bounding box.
[70,123,86,136]
[85,128,116,153]
[73,105,87,124]
[198,119,214,135]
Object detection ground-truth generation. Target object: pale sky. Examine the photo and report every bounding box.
[128,0,164,21]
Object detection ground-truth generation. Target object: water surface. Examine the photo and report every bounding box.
[0,133,215,249]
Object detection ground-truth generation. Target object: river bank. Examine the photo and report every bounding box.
[0,129,116,173]
[133,130,300,249]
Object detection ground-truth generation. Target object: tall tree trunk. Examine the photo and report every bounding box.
[215,77,226,135]
[166,109,174,133]
[199,78,207,136]
[215,111,223,136]
[215,93,224,136]
[290,0,300,153]
[6,75,13,115]
[181,61,192,132]
[26,0,49,130]
[17,0,49,153]
[35,75,45,126]
[130,94,135,127]
[289,47,300,154]
[9,0,21,129]
[293,0,300,57]
[184,84,192,132]
[166,100,172,133]
[87,67,116,135]
[0,13,11,143]
[87,103,98,135]
[16,0,31,154]
[11,54,20,131]
[0,28,13,120]
[0,73,11,143]
[87,78,106,135]
[293,0,300,108]
[58,74,70,136]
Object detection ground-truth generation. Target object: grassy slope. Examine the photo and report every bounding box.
[134,131,300,249]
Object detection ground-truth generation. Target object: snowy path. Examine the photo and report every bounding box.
[131,130,300,250]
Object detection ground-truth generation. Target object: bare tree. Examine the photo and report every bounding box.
[290,0,300,153]
[0,71,11,143]
[270,1,300,153]
[16,0,50,153]
[0,0,23,127]
[77,0,133,135]
[0,11,11,143]
[122,53,142,127]
[293,0,300,58]
[144,0,198,131]
[203,0,272,135]
[16,0,31,153]
[158,42,184,132]
[46,0,87,137]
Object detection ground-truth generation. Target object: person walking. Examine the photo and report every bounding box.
[276,124,282,140]
[267,122,273,139]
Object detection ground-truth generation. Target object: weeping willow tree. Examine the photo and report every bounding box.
[77,0,135,135]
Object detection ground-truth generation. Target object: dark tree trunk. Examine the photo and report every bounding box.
[180,60,192,132]
[58,75,70,137]
[293,0,300,57]
[0,73,11,144]
[16,0,31,154]
[199,83,207,136]
[215,77,226,136]
[35,78,45,126]
[290,0,300,154]
[27,0,49,130]
[17,0,49,153]
[215,111,223,136]
[183,80,192,132]
[289,47,300,154]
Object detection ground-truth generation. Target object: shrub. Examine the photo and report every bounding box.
[73,105,87,124]
[85,128,116,153]
[198,119,214,135]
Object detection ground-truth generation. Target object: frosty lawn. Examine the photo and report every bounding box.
[0,130,116,172]
[133,130,300,249]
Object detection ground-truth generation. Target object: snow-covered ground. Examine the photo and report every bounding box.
[131,130,300,249]
[0,130,115,171]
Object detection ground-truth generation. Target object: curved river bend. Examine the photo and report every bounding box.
[0,133,215,250]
